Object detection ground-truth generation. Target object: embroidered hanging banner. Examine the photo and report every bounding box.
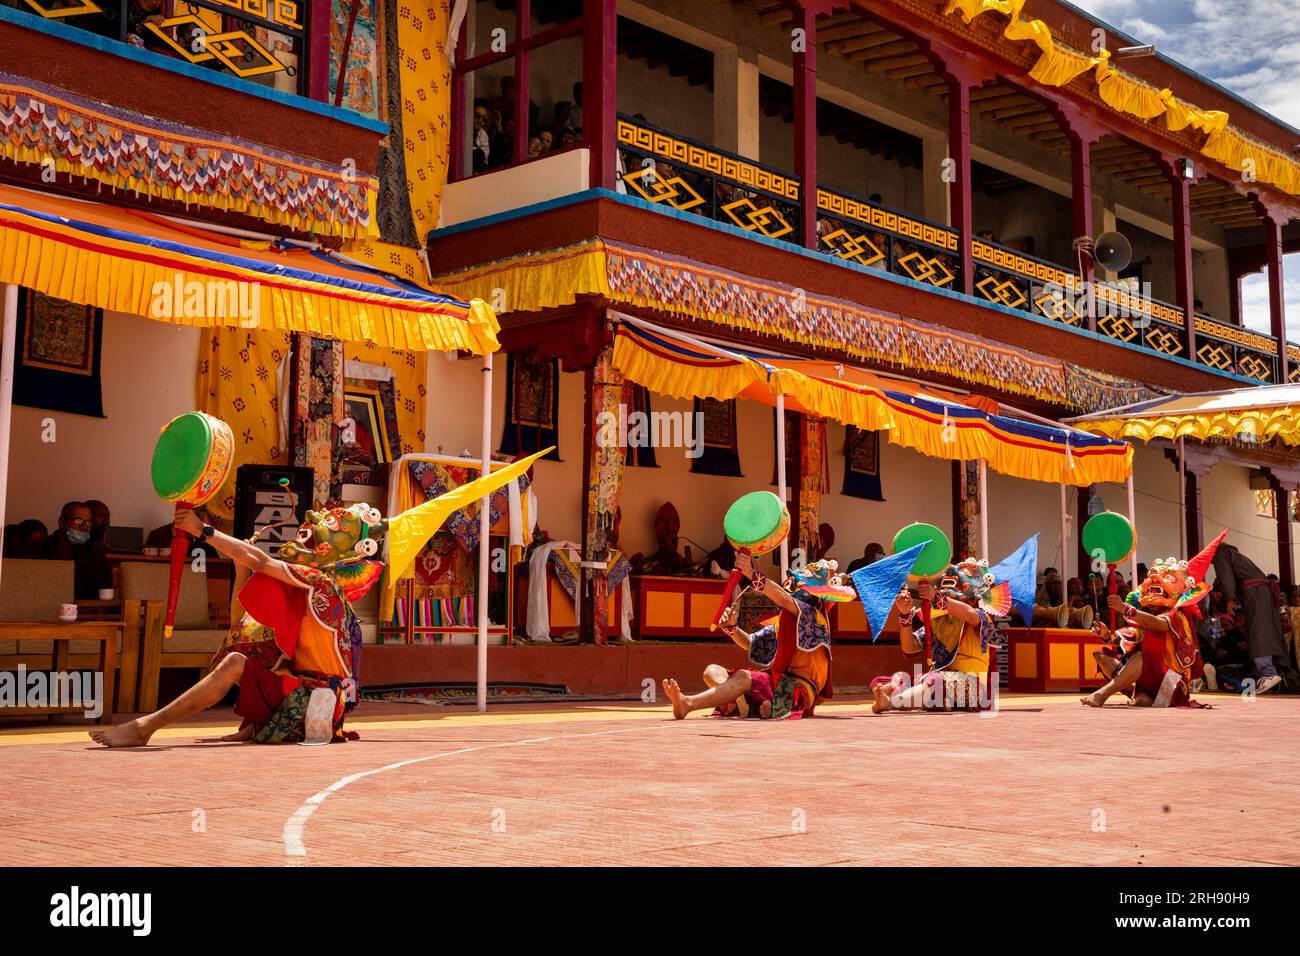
[499,350,561,460]
[843,426,884,501]
[14,288,103,418]
[691,397,743,477]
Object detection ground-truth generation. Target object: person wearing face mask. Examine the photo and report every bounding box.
[45,500,112,599]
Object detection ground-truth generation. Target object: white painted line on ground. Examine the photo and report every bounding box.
[283,724,666,862]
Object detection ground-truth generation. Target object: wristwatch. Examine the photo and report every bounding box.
[200,524,216,540]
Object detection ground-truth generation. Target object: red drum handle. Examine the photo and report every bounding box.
[921,597,933,665]
[710,547,752,631]
[1107,562,1118,632]
[164,502,193,639]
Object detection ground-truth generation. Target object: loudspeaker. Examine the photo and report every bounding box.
[233,464,314,556]
[1093,231,1132,272]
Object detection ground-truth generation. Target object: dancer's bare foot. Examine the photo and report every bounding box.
[872,683,893,714]
[88,718,154,748]
[198,724,255,743]
[1080,692,1107,707]
[661,678,690,720]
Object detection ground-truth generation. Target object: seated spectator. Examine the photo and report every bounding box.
[5,518,48,558]
[528,135,546,158]
[45,501,111,599]
[1035,566,1063,606]
[1066,576,1086,608]
[490,113,515,167]
[556,126,579,149]
[85,499,111,545]
[552,99,572,132]
[534,129,554,155]
[472,98,493,173]
[570,82,584,131]
[846,542,886,575]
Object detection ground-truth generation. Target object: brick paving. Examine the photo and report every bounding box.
[1,692,1296,866]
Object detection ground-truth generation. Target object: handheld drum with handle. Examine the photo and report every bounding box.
[892,522,952,663]
[710,491,791,631]
[150,412,234,638]
[1081,511,1136,632]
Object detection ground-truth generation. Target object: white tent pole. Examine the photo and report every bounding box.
[0,285,17,595]
[977,459,989,558]
[477,350,494,713]
[1059,484,1070,579]
[1127,473,1138,582]
[776,391,789,578]
[1177,436,1186,556]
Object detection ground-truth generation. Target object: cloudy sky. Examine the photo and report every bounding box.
[1068,0,1300,337]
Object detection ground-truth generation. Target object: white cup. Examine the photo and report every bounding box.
[98,589,115,601]
[143,547,159,557]
[59,604,78,623]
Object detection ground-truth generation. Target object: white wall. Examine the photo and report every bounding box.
[5,311,200,534]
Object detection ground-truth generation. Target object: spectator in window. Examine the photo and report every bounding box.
[570,82,584,131]
[534,129,554,154]
[528,135,546,158]
[472,98,493,173]
[557,126,579,149]
[552,100,573,132]
[490,112,515,167]
[489,76,516,122]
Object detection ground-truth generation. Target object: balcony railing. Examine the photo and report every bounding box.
[4,0,319,98]
[615,113,1291,385]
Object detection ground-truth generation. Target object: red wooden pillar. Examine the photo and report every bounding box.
[1068,130,1096,330]
[513,0,533,164]
[947,74,973,295]
[793,3,818,249]
[1268,472,1295,591]
[1265,215,1289,383]
[1163,158,1197,360]
[449,17,469,181]
[583,0,618,190]
[307,0,332,101]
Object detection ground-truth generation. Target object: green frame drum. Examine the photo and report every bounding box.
[151,412,234,507]
[723,491,790,557]
[1082,512,1137,567]
[892,522,952,579]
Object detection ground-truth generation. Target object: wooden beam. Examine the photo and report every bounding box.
[864,52,929,72]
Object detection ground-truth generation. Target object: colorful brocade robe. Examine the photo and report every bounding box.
[748,598,833,719]
[1137,608,1199,707]
[212,562,375,742]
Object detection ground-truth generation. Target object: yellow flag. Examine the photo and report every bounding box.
[384,448,552,590]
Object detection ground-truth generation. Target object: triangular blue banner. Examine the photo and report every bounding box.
[988,534,1038,626]
[849,541,927,642]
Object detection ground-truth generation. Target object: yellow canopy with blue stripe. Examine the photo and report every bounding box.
[613,318,1132,487]
[0,182,498,354]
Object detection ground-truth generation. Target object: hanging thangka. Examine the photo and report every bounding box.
[842,425,884,500]
[623,382,657,467]
[293,335,345,508]
[691,397,743,477]
[14,288,104,418]
[329,0,382,119]
[499,350,561,460]
[338,370,401,487]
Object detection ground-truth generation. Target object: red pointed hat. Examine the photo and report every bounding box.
[1186,530,1228,589]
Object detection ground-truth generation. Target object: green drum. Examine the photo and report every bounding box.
[892,522,952,579]
[151,412,234,507]
[1082,511,1136,567]
[723,491,790,556]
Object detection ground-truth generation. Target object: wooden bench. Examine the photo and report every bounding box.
[0,559,135,722]
[121,562,227,712]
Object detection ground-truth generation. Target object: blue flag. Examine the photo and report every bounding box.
[988,534,1038,626]
[849,542,927,642]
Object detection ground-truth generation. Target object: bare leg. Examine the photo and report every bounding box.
[702,664,730,688]
[662,671,752,720]
[90,652,248,748]
[1082,651,1142,707]
[1094,652,1119,681]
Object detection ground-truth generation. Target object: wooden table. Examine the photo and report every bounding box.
[1005,627,1106,692]
[0,621,122,722]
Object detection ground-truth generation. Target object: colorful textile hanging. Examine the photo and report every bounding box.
[499,350,561,460]
[692,398,743,477]
[14,288,103,418]
[798,416,827,559]
[585,346,626,644]
[623,383,658,467]
[842,426,884,501]
[407,459,527,553]
[198,328,292,528]
[293,335,345,509]
[330,0,382,119]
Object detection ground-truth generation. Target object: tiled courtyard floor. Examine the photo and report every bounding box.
[2,691,1295,866]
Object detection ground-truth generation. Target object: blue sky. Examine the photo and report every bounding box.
[1069,0,1300,337]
